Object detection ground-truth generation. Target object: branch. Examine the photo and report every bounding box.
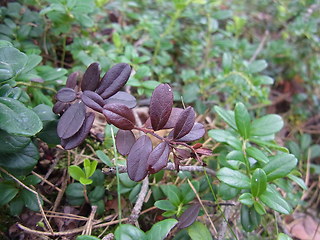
[127,177,149,224]
[102,162,216,177]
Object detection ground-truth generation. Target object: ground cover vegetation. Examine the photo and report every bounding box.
[0,0,319,239]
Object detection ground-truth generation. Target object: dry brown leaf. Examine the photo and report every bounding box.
[286,215,320,240]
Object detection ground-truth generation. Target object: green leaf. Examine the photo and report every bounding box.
[254,201,266,215]
[251,168,267,197]
[263,153,297,181]
[9,197,24,216]
[260,185,292,214]
[287,174,307,190]
[0,46,28,81]
[222,53,232,72]
[0,142,39,176]
[239,193,254,206]
[250,114,283,136]
[68,166,86,181]
[0,129,31,153]
[76,235,101,240]
[0,97,43,136]
[249,138,289,153]
[155,200,177,211]
[248,60,268,73]
[218,182,240,200]
[0,183,18,206]
[214,106,237,129]
[146,219,178,240]
[187,221,212,240]
[208,129,242,150]
[277,233,293,240]
[114,224,146,240]
[181,181,199,204]
[246,147,269,164]
[217,168,251,189]
[96,150,113,167]
[21,189,42,211]
[234,102,251,139]
[66,183,84,198]
[241,205,261,232]
[80,177,93,185]
[88,186,105,202]
[160,185,182,207]
[23,175,41,185]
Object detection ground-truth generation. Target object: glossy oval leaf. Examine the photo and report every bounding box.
[81,62,100,91]
[105,91,137,109]
[260,185,292,214]
[127,135,153,182]
[103,103,135,130]
[21,188,42,211]
[57,101,86,139]
[56,88,77,103]
[262,153,297,181]
[76,235,101,240]
[241,205,261,232]
[0,183,19,206]
[147,142,170,174]
[0,142,39,176]
[61,112,95,150]
[81,91,103,112]
[116,129,136,156]
[175,123,205,142]
[149,83,173,131]
[66,72,79,89]
[0,97,42,136]
[146,219,178,240]
[114,224,146,240]
[53,101,69,114]
[234,102,251,139]
[0,129,31,153]
[250,114,284,136]
[173,106,195,139]
[96,150,113,167]
[246,147,269,164]
[251,168,267,197]
[82,90,105,106]
[214,106,237,129]
[239,193,254,206]
[99,63,132,99]
[176,203,201,229]
[217,167,251,189]
[68,165,85,181]
[187,221,213,240]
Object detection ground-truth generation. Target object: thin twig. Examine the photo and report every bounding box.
[187,179,218,237]
[0,167,53,233]
[32,171,62,192]
[127,177,149,224]
[83,205,97,235]
[217,205,231,240]
[249,30,269,63]
[103,162,216,176]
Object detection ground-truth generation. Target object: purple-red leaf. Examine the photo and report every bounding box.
[173,106,195,139]
[57,101,86,139]
[104,91,136,109]
[81,62,101,91]
[175,123,205,142]
[66,72,79,89]
[149,84,173,131]
[175,148,191,160]
[176,203,201,229]
[144,107,184,129]
[147,142,170,174]
[102,103,135,130]
[56,88,77,103]
[97,63,132,98]
[127,135,152,182]
[53,101,69,114]
[116,130,136,156]
[81,90,104,112]
[61,112,95,150]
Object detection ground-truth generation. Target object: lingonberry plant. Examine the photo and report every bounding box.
[54,62,303,239]
[56,64,210,181]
